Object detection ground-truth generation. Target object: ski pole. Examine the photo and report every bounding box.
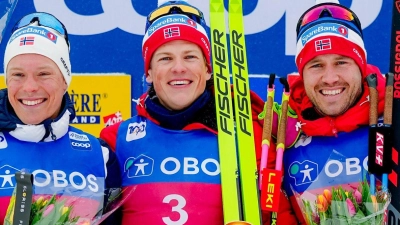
[366,73,379,195]
[382,73,394,191]
[275,77,290,172]
[272,78,291,224]
[261,77,290,225]
[259,73,276,189]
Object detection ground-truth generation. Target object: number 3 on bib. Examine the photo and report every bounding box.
[162,194,188,225]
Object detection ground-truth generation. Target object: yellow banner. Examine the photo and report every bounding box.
[0,73,131,137]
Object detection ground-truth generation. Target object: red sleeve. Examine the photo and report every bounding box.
[251,91,299,225]
[99,121,122,152]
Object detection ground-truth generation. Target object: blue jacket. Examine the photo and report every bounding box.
[0,89,121,224]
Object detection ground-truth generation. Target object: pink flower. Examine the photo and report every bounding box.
[346,198,356,216]
[42,204,54,217]
[354,190,362,204]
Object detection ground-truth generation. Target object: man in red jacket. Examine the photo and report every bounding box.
[278,1,388,224]
[100,1,297,224]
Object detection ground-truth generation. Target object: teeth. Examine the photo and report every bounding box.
[170,80,190,85]
[22,99,44,106]
[322,89,342,96]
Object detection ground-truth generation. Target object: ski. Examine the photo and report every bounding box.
[210,0,242,222]
[228,0,262,224]
[388,0,400,223]
[210,0,261,224]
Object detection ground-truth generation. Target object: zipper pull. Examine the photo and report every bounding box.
[48,123,57,140]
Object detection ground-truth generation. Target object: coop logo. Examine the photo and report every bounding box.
[69,131,92,150]
[0,165,100,192]
[70,90,102,124]
[0,132,7,149]
[124,154,154,178]
[126,121,146,141]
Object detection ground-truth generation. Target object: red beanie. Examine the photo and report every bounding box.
[142,14,211,76]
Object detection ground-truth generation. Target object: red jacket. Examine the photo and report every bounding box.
[100,88,298,225]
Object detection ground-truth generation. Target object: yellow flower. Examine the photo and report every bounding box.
[60,206,69,215]
[317,195,329,213]
[371,195,378,212]
[36,196,44,205]
[41,199,48,207]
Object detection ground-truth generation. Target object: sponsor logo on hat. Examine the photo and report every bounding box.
[301,23,348,45]
[187,18,196,27]
[19,36,35,46]
[315,38,332,51]
[10,26,58,44]
[60,57,71,76]
[147,15,196,35]
[164,27,180,38]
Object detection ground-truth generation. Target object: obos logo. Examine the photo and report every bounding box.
[288,160,319,186]
[124,154,154,178]
[0,165,99,192]
[0,165,19,189]
[69,131,92,150]
[126,121,146,141]
[0,132,8,149]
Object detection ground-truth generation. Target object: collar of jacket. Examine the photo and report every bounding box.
[0,89,76,142]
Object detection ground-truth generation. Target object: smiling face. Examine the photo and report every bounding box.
[302,54,362,117]
[6,54,67,125]
[146,40,211,111]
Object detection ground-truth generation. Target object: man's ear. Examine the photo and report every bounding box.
[63,80,68,92]
[206,71,211,80]
[146,69,153,83]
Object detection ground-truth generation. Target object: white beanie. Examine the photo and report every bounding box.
[4,24,71,86]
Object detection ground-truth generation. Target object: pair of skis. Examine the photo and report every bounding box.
[210,0,261,224]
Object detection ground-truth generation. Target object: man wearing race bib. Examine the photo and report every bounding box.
[278,0,388,224]
[99,1,281,224]
[0,12,120,224]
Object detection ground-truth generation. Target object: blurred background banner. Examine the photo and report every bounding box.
[0,0,18,44]
[0,0,392,119]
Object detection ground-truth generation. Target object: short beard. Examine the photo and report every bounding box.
[312,85,363,117]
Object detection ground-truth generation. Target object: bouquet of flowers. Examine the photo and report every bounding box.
[4,187,132,225]
[4,193,81,225]
[301,181,390,225]
[3,170,134,225]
